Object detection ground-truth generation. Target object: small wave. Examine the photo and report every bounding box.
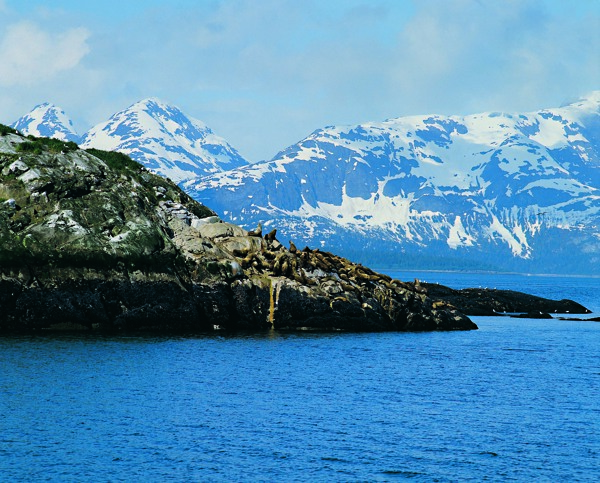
[478,451,499,457]
[321,456,349,463]
[501,348,545,352]
[381,469,424,477]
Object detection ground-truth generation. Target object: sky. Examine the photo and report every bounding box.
[0,0,599,162]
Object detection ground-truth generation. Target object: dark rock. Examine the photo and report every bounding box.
[423,283,591,316]
[557,316,600,322]
[510,312,553,319]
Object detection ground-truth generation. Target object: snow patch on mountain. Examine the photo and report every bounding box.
[447,216,474,249]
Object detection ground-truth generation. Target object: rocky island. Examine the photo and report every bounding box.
[423,283,591,317]
[0,126,476,333]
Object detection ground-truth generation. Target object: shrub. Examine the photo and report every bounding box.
[86,148,142,173]
[0,124,19,136]
[16,141,42,154]
[15,137,78,154]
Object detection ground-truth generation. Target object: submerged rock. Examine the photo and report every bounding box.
[0,128,477,333]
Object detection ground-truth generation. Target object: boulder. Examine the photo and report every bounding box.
[197,222,247,239]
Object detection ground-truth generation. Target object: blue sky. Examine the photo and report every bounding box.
[1,0,599,161]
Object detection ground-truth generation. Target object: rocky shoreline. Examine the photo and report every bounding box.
[0,260,474,334]
[422,282,591,318]
[0,128,592,334]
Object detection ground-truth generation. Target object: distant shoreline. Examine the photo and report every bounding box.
[374,268,600,279]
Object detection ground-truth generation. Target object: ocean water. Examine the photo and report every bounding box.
[1,273,599,482]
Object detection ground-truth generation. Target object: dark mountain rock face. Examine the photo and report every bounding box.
[0,127,476,333]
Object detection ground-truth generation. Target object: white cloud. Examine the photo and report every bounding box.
[0,21,90,86]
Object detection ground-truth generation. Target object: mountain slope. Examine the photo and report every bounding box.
[11,103,81,143]
[185,92,600,274]
[80,98,249,183]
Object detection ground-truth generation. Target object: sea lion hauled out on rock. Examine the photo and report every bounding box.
[247,222,262,237]
[264,228,277,242]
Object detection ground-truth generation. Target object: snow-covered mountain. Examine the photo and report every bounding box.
[11,103,81,143]
[10,99,248,184]
[185,92,600,274]
[79,98,249,183]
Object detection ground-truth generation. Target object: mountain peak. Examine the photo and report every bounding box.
[80,99,248,183]
[12,103,80,143]
[135,96,169,106]
[124,97,210,133]
[129,97,178,113]
[566,90,600,111]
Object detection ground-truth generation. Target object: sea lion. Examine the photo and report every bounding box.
[241,253,255,268]
[314,252,331,269]
[293,271,306,284]
[340,281,356,293]
[247,222,262,237]
[233,247,249,258]
[265,228,277,243]
[413,279,427,294]
[289,240,297,253]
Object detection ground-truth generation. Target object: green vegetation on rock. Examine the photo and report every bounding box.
[0,133,215,271]
[0,123,19,136]
[85,148,143,174]
[16,136,79,155]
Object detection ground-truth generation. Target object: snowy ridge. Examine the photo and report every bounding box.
[11,103,81,143]
[80,98,249,183]
[186,92,600,273]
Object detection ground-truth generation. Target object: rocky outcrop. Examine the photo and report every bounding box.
[423,283,591,316]
[0,128,477,333]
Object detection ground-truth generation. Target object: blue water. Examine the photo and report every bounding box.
[1,273,599,481]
